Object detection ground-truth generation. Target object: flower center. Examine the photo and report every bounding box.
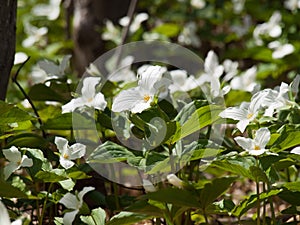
[247,113,253,119]
[87,97,93,103]
[143,94,151,103]
[63,153,69,159]
[254,145,261,151]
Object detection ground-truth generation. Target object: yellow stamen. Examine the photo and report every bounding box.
[254,145,260,151]
[63,153,69,159]
[143,94,151,103]
[247,113,253,119]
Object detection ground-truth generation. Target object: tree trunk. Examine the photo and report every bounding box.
[0,0,17,100]
[73,0,130,76]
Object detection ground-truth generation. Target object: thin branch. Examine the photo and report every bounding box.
[12,57,47,138]
[115,0,138,67]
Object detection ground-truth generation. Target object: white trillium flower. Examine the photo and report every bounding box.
[59,187,95,225]
[102,20,122,45]
[119,13,149,33]
[234,127,271,156]
[168,69,198,93]
[190,0,206,9]
[284,0,300,11]
[55,137,86,169]
[167,174,184,188]
[112,65,167,113]
[62,77,107,113]
[268,41,294,59]
[219,90,269,132]
[22,23,48,48]
[230,66,260,92]
[223,59,239,81]
[253,11,282,45]
[32,0,61,21]
[291,146,300,155]
[107,55,136,83]
[2,146,33,180]
[178,22,201,48]
[261,82,292,116]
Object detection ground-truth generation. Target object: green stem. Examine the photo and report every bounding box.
[113,182,120,210]
[39,182,53,224]
[256,157,261,225]
[203,208,209,224]
[262,183,266,225]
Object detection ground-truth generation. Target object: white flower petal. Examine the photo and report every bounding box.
[167,174,183,188]
[63,209,79,225]
[142,179,157,192]
[68,143,86,160]
[0,201,11,224]
[59,193,78,209]
[55,137,69,154]
[254,128,271,148]
[4,162,20,180]
[91,93,107,110]
[112,88,145,112]
[248,149,266,156]
[219,107,247,120]
[59,157,75,169]
[78,187,95,203]
[291,146,300,155]
[3,146,21,162]
[234,136,254,150]
[236,119,250,133]
[81,77,101,99]
[20,155,33,167]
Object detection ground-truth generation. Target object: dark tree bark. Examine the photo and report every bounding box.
[0,0,17,100]
[73,0,131,76]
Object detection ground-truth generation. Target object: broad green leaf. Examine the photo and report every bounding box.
[125,200,164,217]
[67,171,91,180]
[199,176,236,208]
[5,133,49,149]
[145,187,201,208]
[279,190,300,206]
[80,207,106,225]
[172,105,224,143]
[271,130,300,152]
[25,148,52,176]
[0,101,33,125]
[106,212,151,225]
[232,189,282,217]
[283,182,300,192]
[87,141,135,163]
[35,169,67,182]
[0,180,27,198]
[43,112,95,130]
[28,83,65,102]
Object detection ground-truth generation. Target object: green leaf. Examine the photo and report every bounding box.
[106,212,151,225]
[80,207,106,225]
[0,180,27,198]
[249,166,269,183]
[199,176,236,208]
[67,171,91,180]
[5,133,50,149]
[43,112,95,130]
[125,200,164,217]
[87,141,135,163]
[0,101,33,125]
[152,23,180,37]
[59,178,75,191]
[283,182,300,192]
[35,169,68,182]
[172,105,224,143]
[271,130,300,152]
[145,187,201,208]
[232,189,282,217]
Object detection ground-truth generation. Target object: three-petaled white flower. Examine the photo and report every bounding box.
[234,127,271,156]
[2,146,33,180]
[59,187,95,225]
[62,77,107,113]
[230,66,260,92]
[253,11,282,45]
[219,90,269,132]
[112,65,167,113]
[119,13,149,34]
[268,41,294,59]
[168,69,198,93]
[55,137,86,169]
